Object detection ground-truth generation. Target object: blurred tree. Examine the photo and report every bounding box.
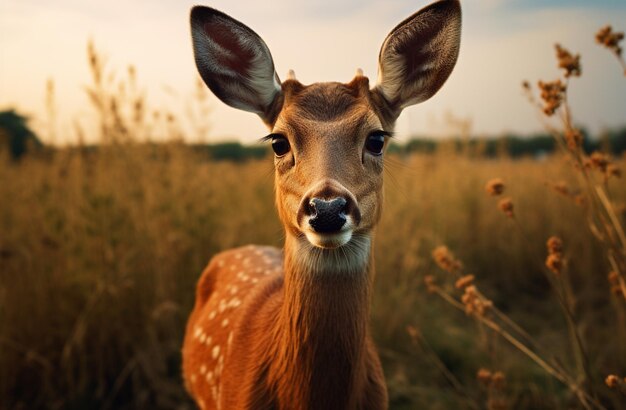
[0,110,42,160]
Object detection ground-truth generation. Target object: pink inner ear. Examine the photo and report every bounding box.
[204,21,254,74]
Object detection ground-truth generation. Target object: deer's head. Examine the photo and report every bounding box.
[191,1,461,251]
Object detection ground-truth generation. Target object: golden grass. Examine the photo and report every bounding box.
[1,142,625,409]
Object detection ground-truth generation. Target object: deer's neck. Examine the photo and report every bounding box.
[269,234,372,409]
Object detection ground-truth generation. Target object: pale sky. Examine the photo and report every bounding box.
[1,0,625,145]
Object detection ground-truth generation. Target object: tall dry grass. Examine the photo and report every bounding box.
[1,36,625,409]
[412,28,626,410]
[3,143,624,409]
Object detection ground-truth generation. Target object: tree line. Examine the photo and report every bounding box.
[1,109,625,161]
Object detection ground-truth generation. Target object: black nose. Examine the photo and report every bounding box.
[308,197,347,233]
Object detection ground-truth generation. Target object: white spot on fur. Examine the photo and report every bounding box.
[221,318,229,327]
[190,374,197,383]
[208,310,216,320]
[212,345,221,359]
[229,286,238,295]
[200,364,207,374]
[199,333,206,344]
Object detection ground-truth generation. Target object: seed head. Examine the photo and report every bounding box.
[546,253,563,275]
[546,236,563,254]
[565,128,583,150]
[432,246,463,274]
[455,274,475,289]
[596,25,624,56]
[590,151,609,173]
[538,80,566,116]
[498,198,514,218]
[424,275,438,293]
[605,374,619,388]
[555,43,581,77]
[485,178,505,196]
[477,368,493,386]
[462,285,492,316]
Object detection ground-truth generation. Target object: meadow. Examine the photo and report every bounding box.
[1,140,624,409]
[2,36,626,410]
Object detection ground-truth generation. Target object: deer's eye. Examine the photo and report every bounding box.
[365,132,386,156]
[271,135,290,157]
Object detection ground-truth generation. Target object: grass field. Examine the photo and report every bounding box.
[2,29,626,409]
[1,141,625,409]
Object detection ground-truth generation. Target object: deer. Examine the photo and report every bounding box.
[182,1,461,408]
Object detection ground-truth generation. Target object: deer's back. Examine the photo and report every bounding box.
[182,245,283,409]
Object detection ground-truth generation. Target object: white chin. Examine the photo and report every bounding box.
[304,229,353,249]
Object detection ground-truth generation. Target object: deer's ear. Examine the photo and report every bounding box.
[373,0,461,116]
[190,6,283,124]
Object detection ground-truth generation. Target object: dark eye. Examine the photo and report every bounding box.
[271,135,290,157]
[365,132,386,155]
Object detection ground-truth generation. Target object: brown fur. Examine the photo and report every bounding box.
[182,242,388,409]
[182,80,389,410]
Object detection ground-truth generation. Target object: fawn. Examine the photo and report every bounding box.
[182,1,461,408]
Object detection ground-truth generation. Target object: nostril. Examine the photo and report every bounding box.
[309,197,348,233]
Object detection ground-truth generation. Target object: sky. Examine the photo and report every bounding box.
[1,0,625,145]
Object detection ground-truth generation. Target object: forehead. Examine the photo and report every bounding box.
[275,80,382,137]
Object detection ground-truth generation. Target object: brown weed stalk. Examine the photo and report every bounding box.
[427,249,605,410]
[595,25,626,75]
[523,41,626,302]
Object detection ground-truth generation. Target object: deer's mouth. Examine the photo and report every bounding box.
[303,216,354,249]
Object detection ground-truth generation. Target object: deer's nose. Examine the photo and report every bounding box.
[307,197,348,233]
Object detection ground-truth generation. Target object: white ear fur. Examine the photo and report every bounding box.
[190,7,282,123]
[374,0,461,112]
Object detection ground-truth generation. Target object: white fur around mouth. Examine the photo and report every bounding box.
[304,229,353,249]
[303,216,354,249]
